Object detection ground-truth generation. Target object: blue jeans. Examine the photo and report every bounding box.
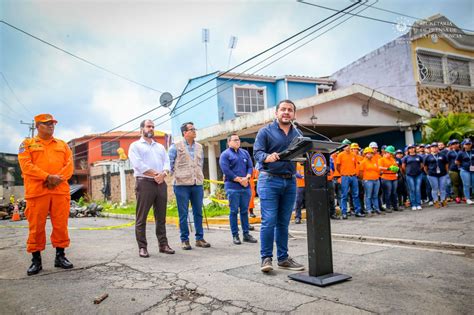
[226,189,251,237]
[341,176,361,215]
[174,185,204,242]
[293,187,305,220]
[406,174,422,207]
[381,179,398,209]
[459,169,473,200]
[422,173,433,202]
[427,175,449,202]
[258,173,296,262]
[363,179,380,212]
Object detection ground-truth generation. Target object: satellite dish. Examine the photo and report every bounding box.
[160,92,173,108]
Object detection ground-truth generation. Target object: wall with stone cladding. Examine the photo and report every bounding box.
[416,84,474,116]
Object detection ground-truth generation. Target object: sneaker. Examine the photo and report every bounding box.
[295,218,301,224]
[385,208,393,213]
[467,199,473,205]
[355,213,365,218]
[195,239,211,248]
[233,235,241,245]
[181,240,192,250]
[375,210,382,215]
[277,257,305,271]
[261,257,273,273]
[249,213,257,218]
[243,234,258,243]
[441,200,448,207]
[416,206,422,210]
[342,214,348,220]
[330,214,339,220]
[411,206,417,211]
[429,201,434,206]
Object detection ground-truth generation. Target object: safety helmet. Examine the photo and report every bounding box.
[350,143,360,149]
[385,145,396,154]
[342,139,351,145]
[363,147,373,155]
[369,142,378,148]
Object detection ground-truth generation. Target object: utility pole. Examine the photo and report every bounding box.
[202,28,210,74]
[20,120,35,138]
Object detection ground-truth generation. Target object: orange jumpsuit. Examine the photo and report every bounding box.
[18,136,73,253]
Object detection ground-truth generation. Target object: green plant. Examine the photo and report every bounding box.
[423,113,474,143]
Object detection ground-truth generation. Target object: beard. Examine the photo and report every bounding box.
[278,117,292,125]
[144,131,154,138]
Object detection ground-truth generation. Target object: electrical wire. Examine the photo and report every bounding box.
[297,0,472,37]
[69,0,363,153]
[0,72,33,116]
[0,20,163,94]
[71,1,366,157]
[0,97,29,120]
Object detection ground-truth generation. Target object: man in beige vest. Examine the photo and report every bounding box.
[169,122,211,250]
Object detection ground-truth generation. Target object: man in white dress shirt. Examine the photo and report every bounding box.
[128,119,175,257]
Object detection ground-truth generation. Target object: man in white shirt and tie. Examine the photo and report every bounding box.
[128,119,175,257]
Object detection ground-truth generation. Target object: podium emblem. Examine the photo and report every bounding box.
[310,152,327,176]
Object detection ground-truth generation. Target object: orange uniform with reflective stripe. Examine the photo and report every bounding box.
[336,151,358,176]
[296,163,305,188]
[379,156,398,180]
[18,137,73,198]
[359,158,380,180]
[18,136,73,253]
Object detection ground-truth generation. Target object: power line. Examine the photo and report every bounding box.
[0,72,33,116]
[0,20,163,94]
[69,0,363,152]
[0,97,29,120]
[71,1,365,157]
[361,2,474,33]
[297,0,471,37]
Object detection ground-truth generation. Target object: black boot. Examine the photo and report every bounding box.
[55,248,74,269]
[27,251,42,276]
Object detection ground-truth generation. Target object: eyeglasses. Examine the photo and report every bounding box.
[39,121,56,126]
[187,128,197,132]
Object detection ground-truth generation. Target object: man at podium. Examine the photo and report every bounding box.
[253,100,305,273]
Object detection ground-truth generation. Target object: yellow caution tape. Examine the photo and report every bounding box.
[0,221,135,230]
[209,197,229,205]
[204,179,225,184]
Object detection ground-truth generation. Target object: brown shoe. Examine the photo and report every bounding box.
[434,201,441,209]
[139,248,149,258]
[159,244,175,255]
[181,240,192,250]
[441,200,448,207]
[195,239,211,248]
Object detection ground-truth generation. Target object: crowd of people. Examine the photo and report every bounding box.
[295,138,474,222]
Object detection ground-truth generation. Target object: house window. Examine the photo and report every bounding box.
[235,87,265,113]
[447,58,471,86]
[417,52,444,84]
[101,141,119,156]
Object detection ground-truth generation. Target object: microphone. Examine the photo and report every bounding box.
[291,120,305,138]
[293,121,333,142]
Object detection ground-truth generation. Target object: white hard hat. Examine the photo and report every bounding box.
[369,142,378,148]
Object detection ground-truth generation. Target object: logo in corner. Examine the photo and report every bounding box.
[310,152,327,176]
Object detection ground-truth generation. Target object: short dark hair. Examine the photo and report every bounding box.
[227,133,239,142]
[140,119,153,129]
[276,99,296,112]
[180,122,194,136]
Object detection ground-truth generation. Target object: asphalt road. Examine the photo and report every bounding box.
[0,203,472,314]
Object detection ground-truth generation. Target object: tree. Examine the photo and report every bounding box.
[423,113,474,144]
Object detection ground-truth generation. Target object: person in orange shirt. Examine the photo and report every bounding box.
[359,147,382,216]
[248,168,259,218]
[378,145,400,212]
[336,139,364,219]
[293,162,305,224]
[18,114,74,276]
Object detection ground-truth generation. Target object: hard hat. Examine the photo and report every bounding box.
[350,143,360,149]
[369,142,378,148]
[342,139,351,145]
[363,147,373,155]
[385,145,396,154]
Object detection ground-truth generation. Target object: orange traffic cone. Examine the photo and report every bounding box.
[11,204,21,221]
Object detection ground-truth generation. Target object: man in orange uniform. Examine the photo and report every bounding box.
[18,114,74,276]
[336,139,364,219]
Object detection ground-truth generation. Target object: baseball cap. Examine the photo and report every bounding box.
[34,113,58,124]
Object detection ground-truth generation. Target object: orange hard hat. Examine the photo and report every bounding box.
[34,113,58,124]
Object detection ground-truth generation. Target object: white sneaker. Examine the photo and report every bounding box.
[429,201,434,206]
[416,206,422,210]
[467,199,473,205]
[411,206,417,211]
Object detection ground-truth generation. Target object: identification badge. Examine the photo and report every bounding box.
[470,165,474,172]
[436,166,441,174]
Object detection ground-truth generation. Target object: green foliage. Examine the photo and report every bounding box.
[203,201,229,217]
[423,113,474,144]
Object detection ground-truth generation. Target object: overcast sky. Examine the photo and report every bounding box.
[1,0,472,154]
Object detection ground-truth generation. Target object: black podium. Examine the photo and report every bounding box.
[279,137,351,287]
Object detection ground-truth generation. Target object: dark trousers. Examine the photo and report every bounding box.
[294,187,305,220]
[135,178,168,249]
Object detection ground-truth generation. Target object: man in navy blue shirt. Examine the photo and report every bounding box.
[219,133,258,245]
[254,100,304,273]
[456,139,474,205]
